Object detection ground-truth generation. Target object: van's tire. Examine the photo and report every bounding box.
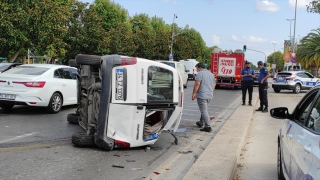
[274,89,281,93]
[75,54,101,65]
[0,103,14,110]
[68,59,79,67]
[72,132,95,147]
[46,93,63,114]
[67,113,79,124]
[293,84,301,94]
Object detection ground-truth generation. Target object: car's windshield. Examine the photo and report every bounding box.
[161,62,175,68]
[5,66,49,75]
[0,64,10,71]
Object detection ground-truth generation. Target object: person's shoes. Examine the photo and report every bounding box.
[242,102,245,105]
[196,121,203,127]
[248,101,252,106]
[200,126,212,132]
[262,107,268,113]
[256,107,263,111]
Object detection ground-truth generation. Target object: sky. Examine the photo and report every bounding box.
[80,0,320,65]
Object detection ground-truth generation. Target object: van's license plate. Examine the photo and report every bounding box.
[116,69,124,100]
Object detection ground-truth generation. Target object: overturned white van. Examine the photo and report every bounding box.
[67,54,184,150]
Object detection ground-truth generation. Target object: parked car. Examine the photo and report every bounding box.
[270,85,320,180]
[272,71,320,93]
[179,59,199,80]
[158,61,189,88]
[0,62,22,73]
[0,64,78,113]
[67,54,184,151]
[253,72,260,86]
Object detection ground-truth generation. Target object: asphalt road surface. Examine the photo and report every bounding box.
[0,81,290,180]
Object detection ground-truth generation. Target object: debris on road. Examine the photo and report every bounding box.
[153,172,160,175]
[164,168,170,170]
[131,168,143,171]
[126,160,136,162]
[113,154,121,157]
[112,164,124,168]
[177,150,193,154]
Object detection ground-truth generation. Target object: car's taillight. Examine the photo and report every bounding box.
[286,77,294,81]
[121,57,137,66]
[0,80,5,83]
[114,140,130,148]
[12,81,46,88]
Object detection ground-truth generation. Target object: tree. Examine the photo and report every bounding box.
[296,28,320,76]
[307,0,320,13]
[267,51,284,72]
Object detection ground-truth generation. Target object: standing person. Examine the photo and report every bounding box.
[240,61,255,106]
[256,61,270,113]
[192,63,215,132]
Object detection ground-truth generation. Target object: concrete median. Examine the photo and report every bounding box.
[183,92,259,180]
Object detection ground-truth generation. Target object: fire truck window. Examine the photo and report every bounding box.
[147,66,173,102]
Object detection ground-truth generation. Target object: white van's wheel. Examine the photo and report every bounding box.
[76,54,101,65]
[72,132,95,147]
[68,59,79,67]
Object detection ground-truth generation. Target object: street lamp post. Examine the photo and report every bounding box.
[286,18,295,52]
[293,0,298,53]
[272,43,277,74]
[169,14,178,61]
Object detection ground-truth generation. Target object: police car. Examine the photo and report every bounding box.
[272,71,320,93]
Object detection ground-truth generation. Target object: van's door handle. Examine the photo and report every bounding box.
[304,145,311,154]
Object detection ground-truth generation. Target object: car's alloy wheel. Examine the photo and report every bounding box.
[293,84,301,94]
[277,143,285,180]
[47,93,62,113]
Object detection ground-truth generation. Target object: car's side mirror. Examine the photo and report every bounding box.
[270,107,289,119]
[185,69,190,73]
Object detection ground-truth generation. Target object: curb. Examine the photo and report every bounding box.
[182,92,258,180]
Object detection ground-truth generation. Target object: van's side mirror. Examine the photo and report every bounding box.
[270,107,289,119]
[185,69,190,73]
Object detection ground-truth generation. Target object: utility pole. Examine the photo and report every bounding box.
[169,14,178,61]
[272,43,277,74]
[293,0,297,53]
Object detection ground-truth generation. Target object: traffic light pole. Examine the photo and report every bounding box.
[247,48,267,63]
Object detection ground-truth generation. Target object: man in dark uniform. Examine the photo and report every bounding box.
[240,61,255,106]
[256,61,270,113]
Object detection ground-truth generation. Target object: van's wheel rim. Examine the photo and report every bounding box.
[52,95,62,111]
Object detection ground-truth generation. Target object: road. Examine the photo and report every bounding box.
[0,81,262,180]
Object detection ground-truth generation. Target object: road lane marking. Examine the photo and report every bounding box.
[0,132,39,144]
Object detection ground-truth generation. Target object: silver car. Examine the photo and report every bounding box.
[272,71,320,93]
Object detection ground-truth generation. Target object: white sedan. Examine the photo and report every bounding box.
[0,64,78,113]
[271,85,320,180]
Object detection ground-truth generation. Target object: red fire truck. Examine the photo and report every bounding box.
[210,48,245,88]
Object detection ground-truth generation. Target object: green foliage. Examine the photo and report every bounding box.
[0,0,217,64]
[267,51,284,71]
[307,0,320,13]
[296,28,320,76]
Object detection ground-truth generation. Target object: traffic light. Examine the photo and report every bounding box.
[243,45,247,52]
[204,59,208,67]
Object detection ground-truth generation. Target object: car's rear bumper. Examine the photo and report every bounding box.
[272,84,295,90]
[0,90,50,106]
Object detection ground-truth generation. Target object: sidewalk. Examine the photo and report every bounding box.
[234,93,303,180]
[183,87,304,180]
